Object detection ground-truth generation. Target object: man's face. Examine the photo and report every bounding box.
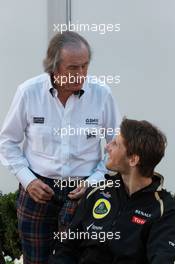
[54,44,89,92]
[106,134,130,174]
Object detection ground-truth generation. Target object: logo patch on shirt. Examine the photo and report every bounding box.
[169,241,175,248]
[93,198,111,219]
[131,216,147,225]
[86,118,99,125]
[100,191,111,199]
[86,131,96,139]
[86,222,103,231]
[33,117,45,124]
[135,209,151,218]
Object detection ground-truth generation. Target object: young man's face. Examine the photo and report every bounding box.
[54,44,89,92]
[106,134,130,174]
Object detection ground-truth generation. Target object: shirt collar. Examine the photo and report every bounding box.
[73,89,85,98]
[47,73,85,99]
[105,172,164,193]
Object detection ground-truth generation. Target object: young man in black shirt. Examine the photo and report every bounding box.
[50,118,175,264]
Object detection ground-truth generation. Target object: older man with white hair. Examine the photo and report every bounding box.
[0,31,121,264]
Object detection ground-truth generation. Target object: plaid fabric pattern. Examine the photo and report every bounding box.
[16,174,82,264]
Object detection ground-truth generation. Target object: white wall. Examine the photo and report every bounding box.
[0,0,48,193]
[1,0,175,193]
[71,0,175,192]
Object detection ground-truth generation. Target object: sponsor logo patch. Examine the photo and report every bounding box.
[86,118,99,125]
[135,209,151,218]
[33,117,45,124]
[131,216,146,225]
[100,191,111,199]
[93,198,111,219]
[86,132,96,139]
[169,241,175,248]
[86,222,103,231]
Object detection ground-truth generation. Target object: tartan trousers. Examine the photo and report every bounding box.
[16,173,82,264]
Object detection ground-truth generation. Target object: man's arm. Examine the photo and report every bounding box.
[0,85,37,189]
[0,85,54,202]
[147,206,175,263]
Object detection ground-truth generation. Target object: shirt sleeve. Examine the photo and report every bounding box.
[147,207,175,264]
[0,85,37,190]
[87,90,121,185]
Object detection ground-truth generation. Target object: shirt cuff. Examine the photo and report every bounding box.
[15,167,37,190]
[85,171,105,186]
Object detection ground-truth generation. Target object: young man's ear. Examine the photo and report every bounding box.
[129,154,140,167]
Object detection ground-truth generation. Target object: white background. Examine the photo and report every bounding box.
[0,0,48,193]
[71,0,175,192]
[0,0,174,193]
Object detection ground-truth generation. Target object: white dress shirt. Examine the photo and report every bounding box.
[0,73,121,189]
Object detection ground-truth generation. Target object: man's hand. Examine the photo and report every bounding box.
[27,179,55,204]
[68,181,88,200]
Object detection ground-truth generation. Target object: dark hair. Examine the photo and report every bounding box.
[120,118,167,177]
[43,31,92,74]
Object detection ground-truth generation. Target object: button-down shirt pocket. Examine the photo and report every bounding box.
[29,125,61,157]
[77,126,102,155]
